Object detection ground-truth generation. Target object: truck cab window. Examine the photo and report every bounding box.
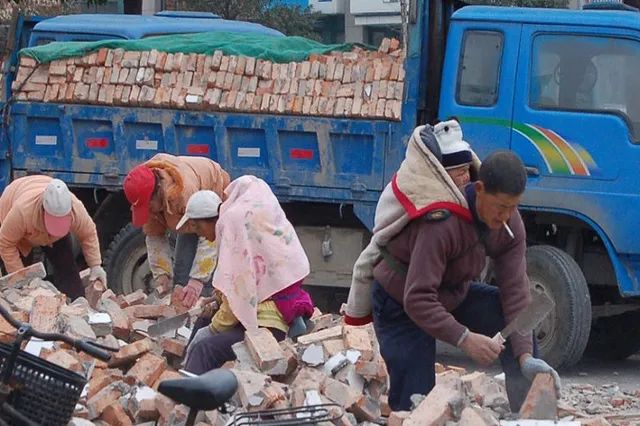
[456,31,503,106]
[35,38,54,46]
[531,34,640,140]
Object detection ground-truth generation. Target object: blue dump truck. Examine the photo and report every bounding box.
[1,2,639,368]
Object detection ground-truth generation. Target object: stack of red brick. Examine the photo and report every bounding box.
[11,37,405,120]
[0,263,585,426]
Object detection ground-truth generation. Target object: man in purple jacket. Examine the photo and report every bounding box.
[372,151,560,412]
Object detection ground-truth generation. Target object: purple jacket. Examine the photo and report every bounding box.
[271,280,315,324]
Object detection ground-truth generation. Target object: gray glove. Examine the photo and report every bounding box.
[521,356,561,394]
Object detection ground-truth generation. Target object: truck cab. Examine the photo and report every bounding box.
[439,5,640,368]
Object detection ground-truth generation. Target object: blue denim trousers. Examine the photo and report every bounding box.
[371,280,533,412]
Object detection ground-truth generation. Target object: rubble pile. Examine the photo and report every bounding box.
[1,263,636,426]
[558,384,640,426]
[12,38,405,120]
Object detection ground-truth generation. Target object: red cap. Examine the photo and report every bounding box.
[123,165,155,227]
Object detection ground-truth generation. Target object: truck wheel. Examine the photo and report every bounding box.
[586,311,640,360]
[104,224,151,295]
[527,245,591,370]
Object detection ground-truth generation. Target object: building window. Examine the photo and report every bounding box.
[456,30,503,107]
[530,34,640,140]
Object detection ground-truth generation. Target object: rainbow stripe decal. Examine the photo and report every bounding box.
[461,117,598,176]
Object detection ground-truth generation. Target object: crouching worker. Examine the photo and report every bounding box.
[179,176,314,374]
[0,176,106,300]
[124,153,230,308]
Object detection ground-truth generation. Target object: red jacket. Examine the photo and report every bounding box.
[373,186,532,357]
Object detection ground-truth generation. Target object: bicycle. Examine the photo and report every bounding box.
[0,302,116,426]
[159,369,345,426]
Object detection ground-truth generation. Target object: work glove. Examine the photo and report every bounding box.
[521,356,562,394]
[181,278,204,308]
[89,265,107,286]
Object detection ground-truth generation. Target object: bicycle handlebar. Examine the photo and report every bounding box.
[0,300,115,362]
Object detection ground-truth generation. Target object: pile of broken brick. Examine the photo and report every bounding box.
[0,262,624,426]
[11,37,404,120]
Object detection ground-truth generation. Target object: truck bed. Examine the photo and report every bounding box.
[9,102,404,225]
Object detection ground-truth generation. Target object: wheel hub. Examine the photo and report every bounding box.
[531,279,557,354]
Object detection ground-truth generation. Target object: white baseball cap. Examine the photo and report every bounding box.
[43,179,73,237]
[176,190,222,230]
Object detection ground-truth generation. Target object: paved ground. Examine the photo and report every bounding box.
[437,342,640,393]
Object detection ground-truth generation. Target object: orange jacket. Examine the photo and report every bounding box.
[142,154,230,236]
[0,176,101,273]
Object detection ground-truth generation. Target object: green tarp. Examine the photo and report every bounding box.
[20,31,371,64]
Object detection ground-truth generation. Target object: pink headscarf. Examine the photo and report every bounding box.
[213,175,310,331]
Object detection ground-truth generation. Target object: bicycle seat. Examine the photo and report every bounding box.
[158,369,238,411]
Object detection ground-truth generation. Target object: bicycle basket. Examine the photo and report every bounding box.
[0,342,86,426]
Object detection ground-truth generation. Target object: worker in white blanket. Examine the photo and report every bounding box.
[123,153,230,307]
[343,120,560,412]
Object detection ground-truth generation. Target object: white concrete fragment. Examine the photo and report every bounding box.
[323,352,348,376]
[135,385,157,402]
[346,349,361,364]
[304,390,323,406]
[177,326,192,339]
[88,312,111,324]
[24,338,54,356]
[301,344,324,366]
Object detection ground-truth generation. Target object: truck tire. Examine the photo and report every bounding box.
[586,310,640,360]
[104,224,151,295]
[527,245,591,370]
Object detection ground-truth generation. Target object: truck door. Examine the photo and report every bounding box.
[439,22,522,157]
[511,25,640,264]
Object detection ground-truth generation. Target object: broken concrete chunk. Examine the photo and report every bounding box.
[322,377,360,409]
[232,369,272,408]
[110,338,155,367]
[458,405,500,426]
[98,298,130,340]
[301,343,325,367]
[244,328,287,374]
[519,373,558,420]
[123,289,146,306]
[388,411,411,426]
[30,294,64,333]
[343,325,374,361]
[88,312,113,337]
[44,349,83,373]
[297,325,343,345]
[404,375,463,426]
[100,402,133,426]
[323,339,346,357]
[161,338,187,358]
[0,262,46,289]
[87,381,130,419]
[125,353,167,386]
[309,313,333,332]
[62,314,97,340]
